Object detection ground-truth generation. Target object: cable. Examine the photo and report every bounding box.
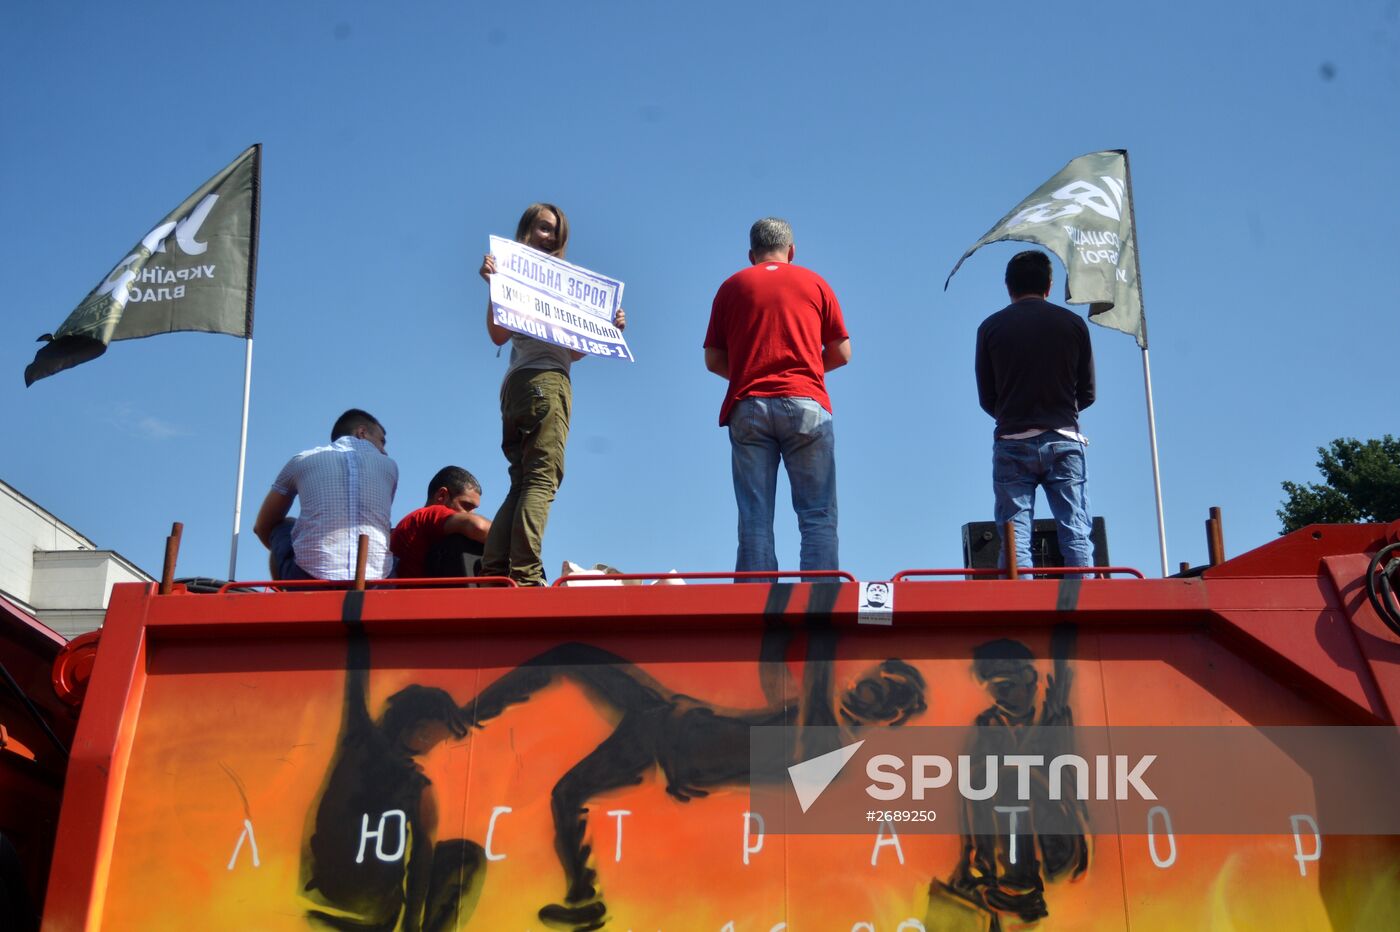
[1364,541,1400,638]
[0,659,68,760]
[174,577,229,593]
[175,578,268,594]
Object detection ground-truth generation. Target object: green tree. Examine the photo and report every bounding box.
[1279,435,1400,533]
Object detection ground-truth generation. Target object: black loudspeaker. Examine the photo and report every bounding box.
[962,517,1109,570]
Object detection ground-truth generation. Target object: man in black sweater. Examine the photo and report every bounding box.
[974,251,1096,574]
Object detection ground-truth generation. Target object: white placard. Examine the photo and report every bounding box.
[488,235,632,361]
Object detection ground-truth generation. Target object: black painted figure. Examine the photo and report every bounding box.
[934,626,1089,930]
[302,600,486,932]
[469,585,926,931]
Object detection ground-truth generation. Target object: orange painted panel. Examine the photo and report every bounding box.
[43,572,1400,931]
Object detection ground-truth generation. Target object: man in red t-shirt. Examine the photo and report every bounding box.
[703,217,851,573]
[390,466,492,578]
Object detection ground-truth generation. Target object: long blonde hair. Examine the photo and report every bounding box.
[514,203,569,258]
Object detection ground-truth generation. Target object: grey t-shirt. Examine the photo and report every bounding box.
[503,333,572,384]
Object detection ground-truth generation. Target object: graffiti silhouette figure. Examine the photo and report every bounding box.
[302,592,486,931]
[469,584,926,931]
[933,626,1089,929]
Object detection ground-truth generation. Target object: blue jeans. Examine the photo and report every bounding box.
[992,434,1092,573]
[267,519,313,581]
[728,396,838,572]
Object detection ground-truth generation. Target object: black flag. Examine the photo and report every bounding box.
[26,145,260,386]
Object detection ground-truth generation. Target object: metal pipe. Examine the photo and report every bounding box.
[227,337,254,580]
[552,569,858,587]
[893,566,1145,581]
[160,522,184,595]
[1209,506,1225,562]
[1122,151,1170,578]
[1206,516,1224,566]
[354,534,369,591]
[1004,521,1020,580]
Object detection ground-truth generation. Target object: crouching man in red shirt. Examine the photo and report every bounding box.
[390,466,492,578]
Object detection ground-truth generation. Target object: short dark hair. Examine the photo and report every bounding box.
[425,465,481,505]
[331,408,382,441]
[1005,250,1052,297]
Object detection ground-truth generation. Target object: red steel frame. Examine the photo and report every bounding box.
[40,523,1400,930]
[0,597,73,922]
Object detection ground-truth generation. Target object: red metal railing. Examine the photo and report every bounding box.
[214,576,518,594]
[891,566,1145,581]
[551,569,857,586]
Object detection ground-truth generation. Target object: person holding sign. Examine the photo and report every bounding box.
[704,218,850,574]
[478,203,626,586]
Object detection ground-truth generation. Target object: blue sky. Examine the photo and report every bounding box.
[4,1,1397,586]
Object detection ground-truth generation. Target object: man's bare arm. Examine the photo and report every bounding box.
[822,338,851,372]
[443,511,492,544]
[704,346,730,379]
[252,491,294,548]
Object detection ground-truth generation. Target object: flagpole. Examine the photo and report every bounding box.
[228,143,262,581]
[1122,150,1169,576]
[1141,347,1168,576]
[228,337,253,580]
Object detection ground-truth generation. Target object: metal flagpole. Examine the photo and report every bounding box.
[228,337,253,580]
[227,143,262,581]
[1141,346,1168,576]
[1122,150,1169,576]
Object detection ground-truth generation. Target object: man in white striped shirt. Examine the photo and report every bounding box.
[253,409,399,580]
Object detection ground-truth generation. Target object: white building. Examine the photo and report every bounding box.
[0,479,152,639]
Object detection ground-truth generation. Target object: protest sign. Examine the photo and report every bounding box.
[488,235,631,361]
